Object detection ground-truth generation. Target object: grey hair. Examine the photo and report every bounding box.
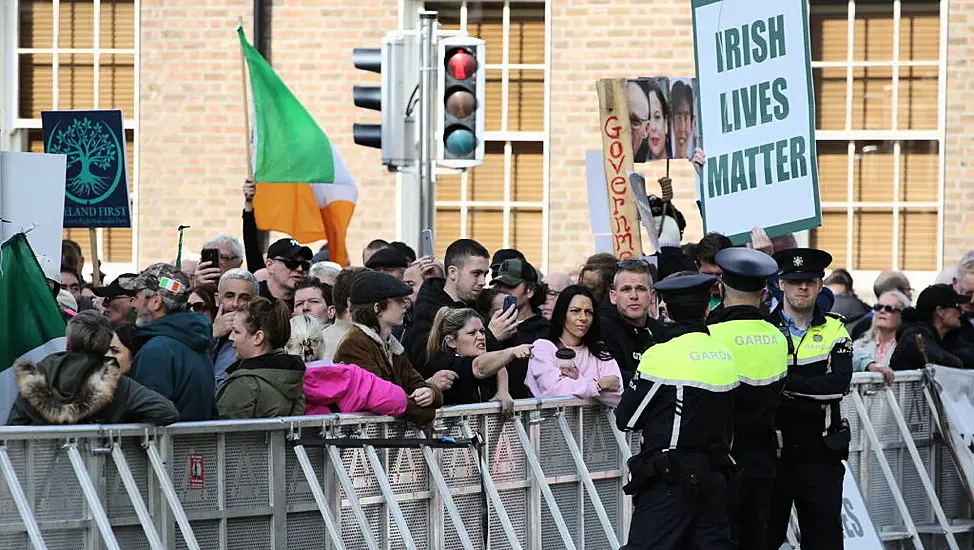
[860,289,912,344]
[309,262,341,282]
[218,268,258,294]
[286,315,326,362]
[141,288,184,315]
[66,310,114,355]
[205,235,244,262]
[957,251,974,279]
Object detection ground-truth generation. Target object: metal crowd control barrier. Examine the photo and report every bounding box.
[0,372,968,550]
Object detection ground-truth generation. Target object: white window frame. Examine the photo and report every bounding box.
[423,0,551,272]
[4,0,140,278]
[810,0,947,282]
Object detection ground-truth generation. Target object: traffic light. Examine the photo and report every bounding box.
[351,35,416,170]
[437,36,485,169]
[352,47,383,149]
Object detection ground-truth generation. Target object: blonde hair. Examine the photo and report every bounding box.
[860,290,911,344]
[286,315,327,362]
[426,307,482,361]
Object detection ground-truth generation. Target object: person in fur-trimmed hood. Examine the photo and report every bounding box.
[333,271,443,426]
[7,311,179,426]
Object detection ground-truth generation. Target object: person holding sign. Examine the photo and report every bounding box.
[765,248,853,550]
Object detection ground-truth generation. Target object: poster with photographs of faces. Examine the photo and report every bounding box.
[624,77,700,163]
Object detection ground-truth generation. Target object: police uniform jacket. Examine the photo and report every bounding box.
[707,305,787,479]
[616,321,739,455]
[766,306,853,449]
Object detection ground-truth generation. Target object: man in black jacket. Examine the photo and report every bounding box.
[601,260,664,383]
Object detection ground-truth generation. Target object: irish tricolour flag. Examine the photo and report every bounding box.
[0,234,66,420]
[238,28,358,267]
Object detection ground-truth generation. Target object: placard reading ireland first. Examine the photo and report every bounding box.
[692,0,821,243]
[41,109,131,229]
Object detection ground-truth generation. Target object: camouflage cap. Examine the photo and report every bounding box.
[120,263,192,303]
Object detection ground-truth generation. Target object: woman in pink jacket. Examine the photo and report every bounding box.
[526,285,623,407]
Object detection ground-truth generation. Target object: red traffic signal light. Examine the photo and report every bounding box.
[445,48,477,80]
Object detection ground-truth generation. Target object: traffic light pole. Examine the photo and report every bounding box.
[417,11,438,248]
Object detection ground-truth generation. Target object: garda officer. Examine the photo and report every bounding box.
[707,248,788,549]
[765,248,853,550]
[616,273,738,550]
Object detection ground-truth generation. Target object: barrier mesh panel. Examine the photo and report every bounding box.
[541,483,581,549]
[583,478,620,549]
[389,499,430,550]
[175,519,219,550]
[225,433,270,509]
[285,445,322,507]
[286,510,326,549]
[339,501,384,547]
[444,492,487,550]
[113,524,151,550]
[440,417,482,487]
[171,434,219,512]
[227,516,272,549]
[582,409,621,474]
[540,412,577,477]
[0,441,27,525]
[0,533,26,549]
[30,441,85,522]
[32,529,85,550]
[489,487,528,550]
[486,417,526,484]
[106,437,151,520]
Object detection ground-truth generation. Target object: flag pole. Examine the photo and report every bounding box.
[238,18,255,181]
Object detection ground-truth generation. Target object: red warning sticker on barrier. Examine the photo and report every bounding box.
[189,455,204,489]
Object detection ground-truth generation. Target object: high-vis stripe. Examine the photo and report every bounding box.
[635,373,739,393]
[739,370,788,386]
[784,390,846,401]
[668,386,684,450]
[626,382,662,430]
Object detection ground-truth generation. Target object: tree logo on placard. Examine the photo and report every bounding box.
[46,117,123,205]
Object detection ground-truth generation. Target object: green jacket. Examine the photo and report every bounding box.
[216,350,306,419]
[7,352,179,426]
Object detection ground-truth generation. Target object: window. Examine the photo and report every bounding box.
[14,0,138,266]
[427,1,548,269]
[809,0,944,271]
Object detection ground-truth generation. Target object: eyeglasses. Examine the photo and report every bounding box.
[188,302,207,313]
[220,254,239,262]
[872,304,903,314]
[274,258,310,271]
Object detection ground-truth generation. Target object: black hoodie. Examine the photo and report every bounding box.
[598,299,664,384]
[401,278,467,370]
[499,312,550,399]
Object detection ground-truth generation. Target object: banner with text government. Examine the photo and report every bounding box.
[692,0,822,243]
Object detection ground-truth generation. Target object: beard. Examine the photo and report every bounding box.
[135,304,154,326]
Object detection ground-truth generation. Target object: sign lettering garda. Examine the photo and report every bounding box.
[41,110,132,229]
[691,0,822,243]
[596,79,642,260]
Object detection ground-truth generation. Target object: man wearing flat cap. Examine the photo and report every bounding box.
[706,248,788,549]
[765,248,853,550]
[365,247,410,280]
[616,273,738,549]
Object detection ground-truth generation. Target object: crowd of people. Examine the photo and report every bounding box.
[9,179,974,549]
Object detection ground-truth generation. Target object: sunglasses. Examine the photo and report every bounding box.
[188,302,207,313]
[274,258,310,271]
[872,304,902,314]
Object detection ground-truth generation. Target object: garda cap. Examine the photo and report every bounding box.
[715,248,778,292]
[655,273,716,306]
[773,247,833,281]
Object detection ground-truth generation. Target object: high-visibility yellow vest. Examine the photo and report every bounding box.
[709,320,788,386]
[636,332,738,391]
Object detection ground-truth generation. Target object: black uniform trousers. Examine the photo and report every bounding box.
[732,476,773,550]
[623,471,734,550]
[765,449,845,550]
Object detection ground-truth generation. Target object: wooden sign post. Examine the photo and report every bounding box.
[596,78,642,260]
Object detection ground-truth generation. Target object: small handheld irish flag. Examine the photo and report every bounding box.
[0,234,66,420]
[238,27,358,267]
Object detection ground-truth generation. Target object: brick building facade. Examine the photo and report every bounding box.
[1,0,969,290]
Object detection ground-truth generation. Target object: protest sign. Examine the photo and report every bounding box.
[692,0,822,243]
[840,461,884,549]
[0,151,68,264]
[624,77,700,163]
[41,110,131,229]
[597,79,642,260]
[927,366,974,504]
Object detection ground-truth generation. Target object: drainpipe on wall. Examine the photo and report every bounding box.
[254,0,270,253]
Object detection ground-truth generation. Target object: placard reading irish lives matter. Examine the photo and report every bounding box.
[692,0,822,243]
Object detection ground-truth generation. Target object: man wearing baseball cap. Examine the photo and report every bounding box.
[120,263,217,421]
[91,273,138,326]
[765,248,853,550]
[262,238,313,309]
[490,258,550,398]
